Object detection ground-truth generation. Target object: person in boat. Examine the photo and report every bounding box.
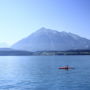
[59,65,73,69]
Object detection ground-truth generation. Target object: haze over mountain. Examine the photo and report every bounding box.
[12,28,90,51]
[0,42,9,48]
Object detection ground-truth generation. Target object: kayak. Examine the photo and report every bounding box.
[58,66,74,70]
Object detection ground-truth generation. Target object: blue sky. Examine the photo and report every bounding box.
[0,0,90,46]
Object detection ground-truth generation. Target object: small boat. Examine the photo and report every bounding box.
[58,66,74,70]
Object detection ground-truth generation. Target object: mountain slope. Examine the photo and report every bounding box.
[12,27,90,51]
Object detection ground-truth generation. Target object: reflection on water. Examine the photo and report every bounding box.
[0,56,90,90]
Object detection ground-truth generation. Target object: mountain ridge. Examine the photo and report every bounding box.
[12,27,90,51]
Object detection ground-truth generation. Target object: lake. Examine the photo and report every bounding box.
[0,56,90,90]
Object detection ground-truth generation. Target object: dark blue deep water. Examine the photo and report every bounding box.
[0,56,90,90]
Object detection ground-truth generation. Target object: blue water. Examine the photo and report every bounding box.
[0,56,90,90]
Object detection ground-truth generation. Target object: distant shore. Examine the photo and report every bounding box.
[0,50,90,56]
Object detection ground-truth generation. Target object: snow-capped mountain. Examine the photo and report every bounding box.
[12,27,90,51]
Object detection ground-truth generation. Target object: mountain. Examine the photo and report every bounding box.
[12,27,90,51]
[0,48,13,51]
[0,48,32,56]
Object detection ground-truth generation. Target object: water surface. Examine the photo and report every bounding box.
[0,56,90,90]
